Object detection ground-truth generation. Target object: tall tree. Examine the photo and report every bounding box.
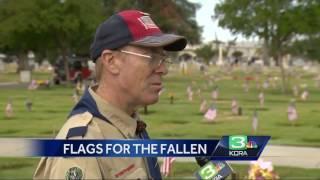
[287,1,320,61]
[195,43,216,65]
[0,0,104,79]
[214,0,319,92]
[0,0,202,79]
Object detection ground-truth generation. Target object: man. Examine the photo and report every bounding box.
[34,10,187,179]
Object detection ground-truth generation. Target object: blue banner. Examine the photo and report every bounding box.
[0,136,270,160]
[32,139,219,157]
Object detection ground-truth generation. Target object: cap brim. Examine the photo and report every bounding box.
[130,34,187,51]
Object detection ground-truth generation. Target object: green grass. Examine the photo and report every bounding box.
[1,68,320,146]
[0,67,320,178]
[0,158,318,179]
[0,71,52,82]
[0,158,38,179]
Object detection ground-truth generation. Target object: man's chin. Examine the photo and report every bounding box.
[143,95,159,105]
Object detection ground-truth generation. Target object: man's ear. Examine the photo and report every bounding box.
[101,49,121,74]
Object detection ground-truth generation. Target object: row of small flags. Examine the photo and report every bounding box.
[4,99,33,118]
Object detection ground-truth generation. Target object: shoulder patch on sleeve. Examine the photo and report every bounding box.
[64,111,93,139]
[65,166,83,180]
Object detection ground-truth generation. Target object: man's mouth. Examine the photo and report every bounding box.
[150,82,163,90]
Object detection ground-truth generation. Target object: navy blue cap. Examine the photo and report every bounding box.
[90,10,187,62]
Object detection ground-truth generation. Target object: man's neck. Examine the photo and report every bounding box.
[95,84,136,115]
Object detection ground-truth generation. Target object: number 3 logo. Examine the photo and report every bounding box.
[229,135,247,150]
[199,163,217,179]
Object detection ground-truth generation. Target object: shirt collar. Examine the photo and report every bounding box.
[88,86,137,138]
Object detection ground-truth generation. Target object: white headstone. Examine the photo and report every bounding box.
[0,59,4,72]
[20,70,31,83]
[216,45,224,66]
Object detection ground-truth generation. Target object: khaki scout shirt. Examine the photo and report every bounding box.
[34,87,151,179]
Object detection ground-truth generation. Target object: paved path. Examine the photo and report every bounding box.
[165,145,320,169]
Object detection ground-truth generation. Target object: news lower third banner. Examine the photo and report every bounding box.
[0,136,270,160]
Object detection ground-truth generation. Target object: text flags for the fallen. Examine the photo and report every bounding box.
[259,92,264,107]
[288,102,298,125]
[161,157,176,177]
[204,104,217,122]
[252,110,259,134]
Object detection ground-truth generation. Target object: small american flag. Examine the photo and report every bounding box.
[5,102,13,118]
[231,98,238,115]
[288,104,298,122]
[259,92,264,107]
[300,90,309,101]
[200,100,207,113]
[252,110,258,134]
[72,92,79,103]
[186,85,192,94]
[188,91,193,101]
[211,90,218,100]
[161,157,175,177]
[243,82,249,92]
[204,105,217,121]
[263,80,269,89]
[292,85,299,96]
[25,99,33,112]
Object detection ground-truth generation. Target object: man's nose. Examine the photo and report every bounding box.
[154,62,168,75]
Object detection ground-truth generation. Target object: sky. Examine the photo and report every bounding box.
[188,0,249,43]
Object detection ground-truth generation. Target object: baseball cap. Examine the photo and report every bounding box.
[90,10,187,61]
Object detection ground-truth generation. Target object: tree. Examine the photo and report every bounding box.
[0,0,105,79]
[287,1,320,61]
[214,0,320,92]
[195,43,216,65]
[232,51,243,59]
[289,37,320,62]
[0,0,202,80]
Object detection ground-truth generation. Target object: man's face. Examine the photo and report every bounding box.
[117,45,169,107]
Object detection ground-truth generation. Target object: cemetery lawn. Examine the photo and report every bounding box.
[0,158,319,179]
[0,72,51,83]
[0,69,320,147]
[0,69,319,178]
